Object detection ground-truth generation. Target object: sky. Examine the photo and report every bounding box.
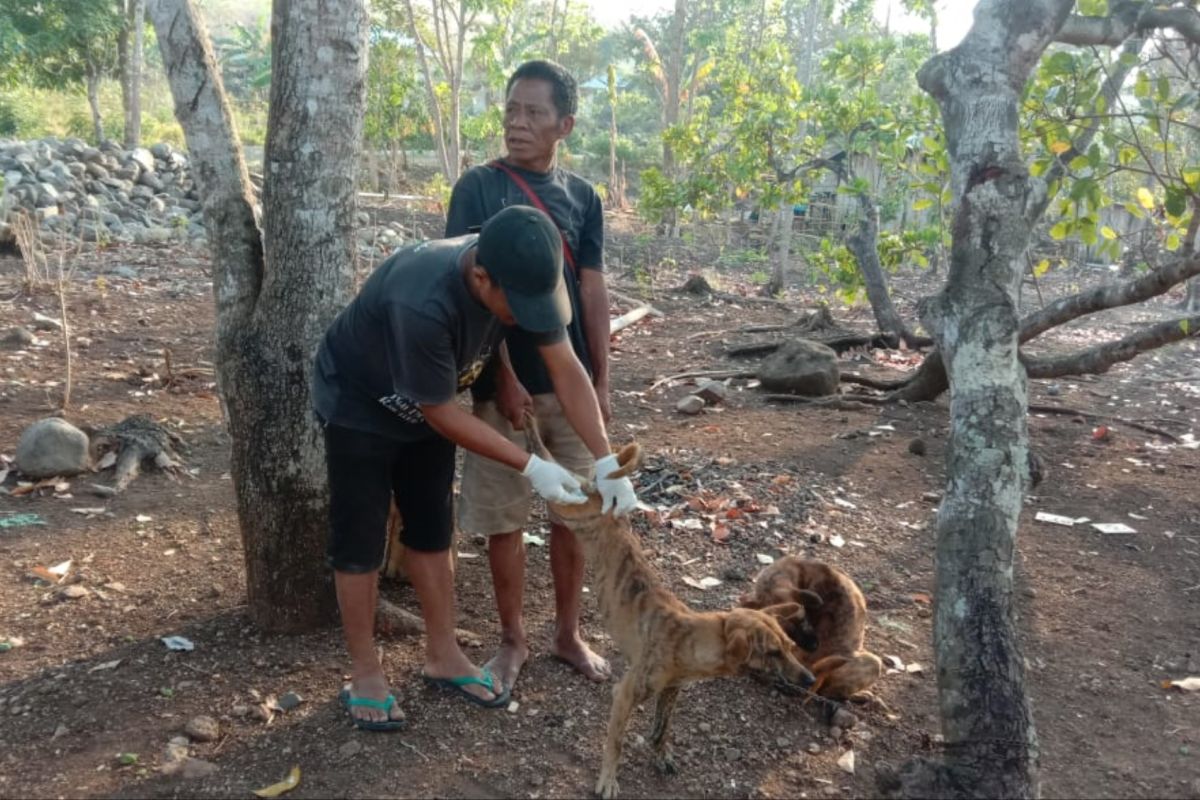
[585,0,979,51]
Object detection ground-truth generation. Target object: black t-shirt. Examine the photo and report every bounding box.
[311,236,563,440]
[444,161,604,399]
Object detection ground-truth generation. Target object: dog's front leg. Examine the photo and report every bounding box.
[648,686,680,775]
[596,673,642,799]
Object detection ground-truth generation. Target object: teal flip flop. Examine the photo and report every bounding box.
[339,688,407,732]
[421,666,511,709]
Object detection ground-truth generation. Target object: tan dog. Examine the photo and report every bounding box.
[539,429,816,799]
[739,557,883,704]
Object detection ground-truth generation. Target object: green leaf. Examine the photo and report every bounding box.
[1125,201,1145,219]
[912,198,934,211]
[1050,140,1072,155]
[1166,232,1181,251]
[1101,226,1118,240]
[1049,221,1071,241]
[1034,258,1051,277]
[1184,168,1200,190]
[1137,187,1155,210]
[1166,187,1188,218]
[1183,319,1192,336]
[1069,155,1090,171]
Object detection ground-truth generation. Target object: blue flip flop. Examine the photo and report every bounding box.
[421,666,511,709]
[339,688,407,732]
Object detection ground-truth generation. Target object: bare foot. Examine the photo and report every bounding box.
[552,632,611,682]
[346,671,406,723]
[423,650,502,703]
[485,638,529,691]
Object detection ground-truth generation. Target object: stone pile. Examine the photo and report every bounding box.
[0,137,206,245]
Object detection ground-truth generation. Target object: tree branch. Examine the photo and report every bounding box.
[1058,5,1200,48]
[1023,315,1200,378]
[1020,255,1200,341]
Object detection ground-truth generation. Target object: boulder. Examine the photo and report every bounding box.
[128,147,156,173]
[15,418,90,478]
[757,339,840,396]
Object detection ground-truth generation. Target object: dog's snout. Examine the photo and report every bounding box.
[795,665,816,688]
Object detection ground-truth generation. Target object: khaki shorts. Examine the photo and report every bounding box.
[458,394,594,535]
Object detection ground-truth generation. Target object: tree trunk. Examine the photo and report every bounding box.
[762,201,791,296]
[150,0,367,632]
[125,0,145,148]
[1185,276,1200,311]
[608,64,619,207]
[888,3,1077,797]
[404,0,453,182]
[846,191,917,344]
[118,1,130,141]
[86,63,105,144]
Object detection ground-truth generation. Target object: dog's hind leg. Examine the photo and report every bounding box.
[648,686,680,775]
[596,673,644,799]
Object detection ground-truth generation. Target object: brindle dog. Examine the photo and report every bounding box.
[739,557,883,704]
[533,419,815,799]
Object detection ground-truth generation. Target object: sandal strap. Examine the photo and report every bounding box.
[442,667,500,693]
[345,693,396,711]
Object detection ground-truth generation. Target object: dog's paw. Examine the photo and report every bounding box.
[595,775,620,799]
[654,753,678,776]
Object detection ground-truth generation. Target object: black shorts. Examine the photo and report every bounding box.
[323,421,456,573]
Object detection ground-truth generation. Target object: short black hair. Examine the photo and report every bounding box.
[506,60,578,119]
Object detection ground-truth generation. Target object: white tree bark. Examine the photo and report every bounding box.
[886,2,1075,796]
[150,0,367,632]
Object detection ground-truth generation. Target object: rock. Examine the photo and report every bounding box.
[31,311,62,331]
[52,723,68,740]
[1045,383,1061,396]
[163,738,190,767]
[179,758,218,780]
[676,395,705,415]
[150,142,174,159]
[84,162,109,180]
[15,418,90,478]
[112,265,138,280]
[138,171,165,192]
[693,380,727,405]
[1,327,35,347]
[128,148,156,173]
[338,740,363,760]
[776,736,791,749]
[757,339,840,396]
[184,715,220,743]
[724,747,741,762]
[829,726,843,740]
[276,691,303,711]
[698,722,712,734]
[1189,777,1200,799]
[59,585,90,600]
[908,438,927,456]
[806,742,822,754]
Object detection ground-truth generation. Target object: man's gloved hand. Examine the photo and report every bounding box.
[523,454,587,505]
[594,454,637,516]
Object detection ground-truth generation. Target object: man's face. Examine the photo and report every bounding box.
[504,78,574,166]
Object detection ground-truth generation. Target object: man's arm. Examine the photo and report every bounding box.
[578,267,611,421]
[538,337,609,458]
[421,401,530,470]
[493,339,534,428]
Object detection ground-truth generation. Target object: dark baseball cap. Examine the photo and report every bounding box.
[476,206,572,333]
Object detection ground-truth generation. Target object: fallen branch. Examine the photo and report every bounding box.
[841,372,908,391]
[1027,403,1181,442]
[646,369,757,393]
[610,305,654,335]
[763,394,886,410]
[609,289,664,317]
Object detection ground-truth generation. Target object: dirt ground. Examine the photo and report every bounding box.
[1,208,1198,800]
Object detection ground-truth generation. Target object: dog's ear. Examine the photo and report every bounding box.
[601,443,643,479]
[794,590,823,612]
[759,601,803,621]
[724,625,750,664]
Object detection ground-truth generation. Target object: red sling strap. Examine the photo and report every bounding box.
[488,159,578,281]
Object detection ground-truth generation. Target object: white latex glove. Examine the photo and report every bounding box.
[594,454,637,516]
[523,454,587,505]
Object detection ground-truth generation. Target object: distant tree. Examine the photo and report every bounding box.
[0,0,125,143]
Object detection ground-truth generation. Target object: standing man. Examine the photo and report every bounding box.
[445,60,612,690]
[313,206,634,729]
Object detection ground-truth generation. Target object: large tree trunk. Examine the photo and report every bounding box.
[886,3,1075,797]
[85,63,105,144]
[1185,276,1200,311]
[124,0,145,148]
[150,0,367,632]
